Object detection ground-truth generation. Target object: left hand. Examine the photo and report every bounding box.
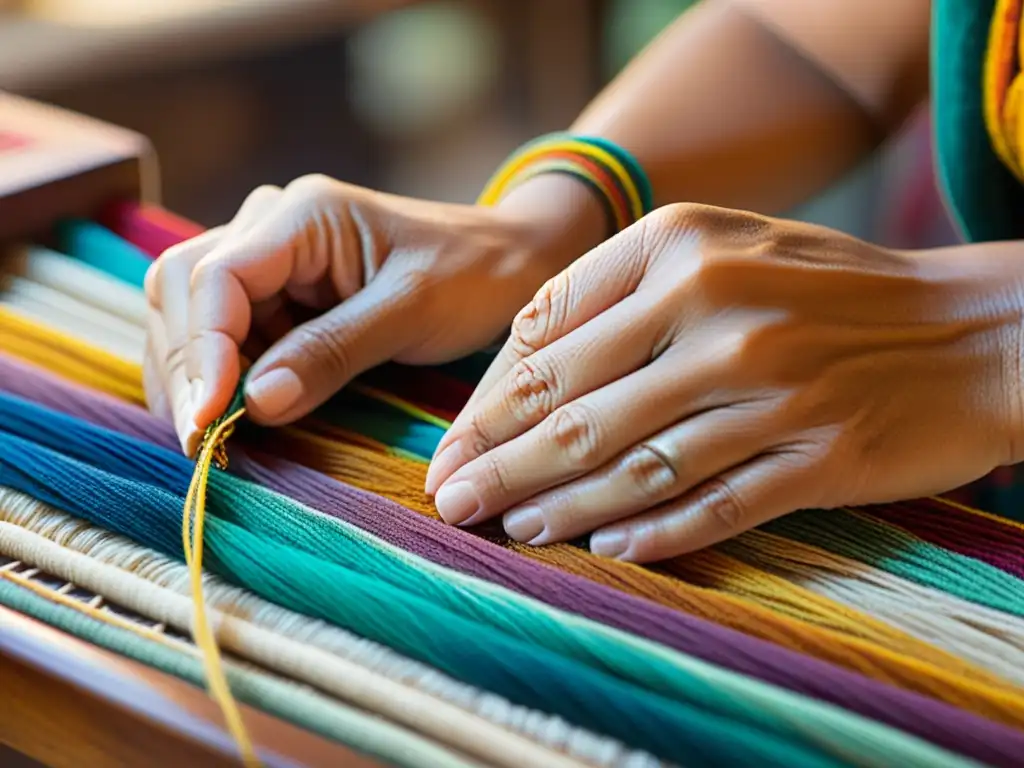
[424,203,1024,562]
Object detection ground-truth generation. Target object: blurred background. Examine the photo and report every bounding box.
[0,0,955,248]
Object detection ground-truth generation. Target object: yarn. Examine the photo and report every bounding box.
[0,274,144,363]
[181,388,256,765]
[55,219,151,289]
[3,246,148,325]
[0,496,633,768]
[720,531,1024,685]
[8,219,1024,763]
[766,510,1024,618]
[1,363,1020,768]
[0,578,483,768]
[0,392,949,768]
[98,201,204,259]
[0,306,143,404]
[868,498,1024,579]
[0,409,850,767]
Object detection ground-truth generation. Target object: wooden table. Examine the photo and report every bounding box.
[0,606,385,767]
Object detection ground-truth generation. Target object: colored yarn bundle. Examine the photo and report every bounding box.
[2,209,1024,768]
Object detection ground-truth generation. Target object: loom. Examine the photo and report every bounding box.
[2,92,1024,768]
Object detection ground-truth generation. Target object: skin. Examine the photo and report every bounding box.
[147,0,1024,563]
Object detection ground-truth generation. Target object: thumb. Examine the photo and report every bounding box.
[242,280,414,425]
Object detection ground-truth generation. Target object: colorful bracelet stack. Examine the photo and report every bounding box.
[477,133,655,237]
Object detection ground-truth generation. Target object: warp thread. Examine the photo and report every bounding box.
[0,404,845,767]
[0,367,1019,768]
[0,492,645,768]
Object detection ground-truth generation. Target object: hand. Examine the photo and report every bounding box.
[425,203,1024,562]
[144,174,603,454]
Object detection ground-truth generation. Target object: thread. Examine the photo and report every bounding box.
[0,577,485,768]
[98,201,205,258]
[4,246,148,325]
[0,410,852,767]
[0,493,642,768]
[0,275,144,363]
[9,222,1024,765]
[182,393,256,766]
[766,510,1024,618]
[0,362,1018,767]
[721,531,1024,685]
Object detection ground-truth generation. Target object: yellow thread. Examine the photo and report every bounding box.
[0,568,185,650]
[183,405,259,768]
[348,384,453,430]
[935,495,1024,532]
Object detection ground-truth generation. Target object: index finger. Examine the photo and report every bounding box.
[145,229,222,454]
[186,180,344,427]
[425,222,652,494]
[145,184,279,452]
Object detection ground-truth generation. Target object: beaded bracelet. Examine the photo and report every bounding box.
[477,133,654,237]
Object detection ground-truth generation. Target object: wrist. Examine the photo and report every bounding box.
[917,243,1024,466]
[492,173,609,276]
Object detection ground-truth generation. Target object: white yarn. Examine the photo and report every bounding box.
[0,488,665,768]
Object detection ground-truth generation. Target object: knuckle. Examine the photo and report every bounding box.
[698,478,746,533]
[622,445,679,501]
[504,358,560,424]
[479,452,512,497]
[188,257,226,293]
[390,265,434,302]
[290,322,350,379]
[165,343,188,377]
[285,173,338,201]
[246,184,282,203]
[546,403,603,469]
[466,409,499,456]
[647,203,695,230]
[510,271,571,357]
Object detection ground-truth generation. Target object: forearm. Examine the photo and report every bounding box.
[496,0,930,273]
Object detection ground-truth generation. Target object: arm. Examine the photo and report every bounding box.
[497,0,932,271]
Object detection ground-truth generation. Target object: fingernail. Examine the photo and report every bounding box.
[189,378,206,414]
[246,368,303,421]
[590,529,631,559]
[180,420,203,458]
[425,440,466,495]
[503,507,545,543]
[434,481,480,526]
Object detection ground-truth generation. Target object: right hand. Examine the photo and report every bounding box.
[143,174,601,455]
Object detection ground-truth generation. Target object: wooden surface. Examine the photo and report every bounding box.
[0,0,415,91]
[0,605,385,768]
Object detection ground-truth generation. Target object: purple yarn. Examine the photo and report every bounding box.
[3,354,1023,766]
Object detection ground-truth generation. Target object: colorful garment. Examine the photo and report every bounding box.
[931,1,1024,520]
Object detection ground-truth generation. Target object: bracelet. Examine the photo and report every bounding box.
[477,133,654,236]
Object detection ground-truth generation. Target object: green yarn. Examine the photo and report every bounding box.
[764,509,1024,617]
[0,578,475,768]
[217,478,980,768]
[0,418,829,768]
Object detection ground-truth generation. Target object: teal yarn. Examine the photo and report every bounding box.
[0,579,477,768]
[764,509,1024,618]
[0,409,844,767]
[0,394,984,768]
[55,219,151,289]
[319,388,445,461]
